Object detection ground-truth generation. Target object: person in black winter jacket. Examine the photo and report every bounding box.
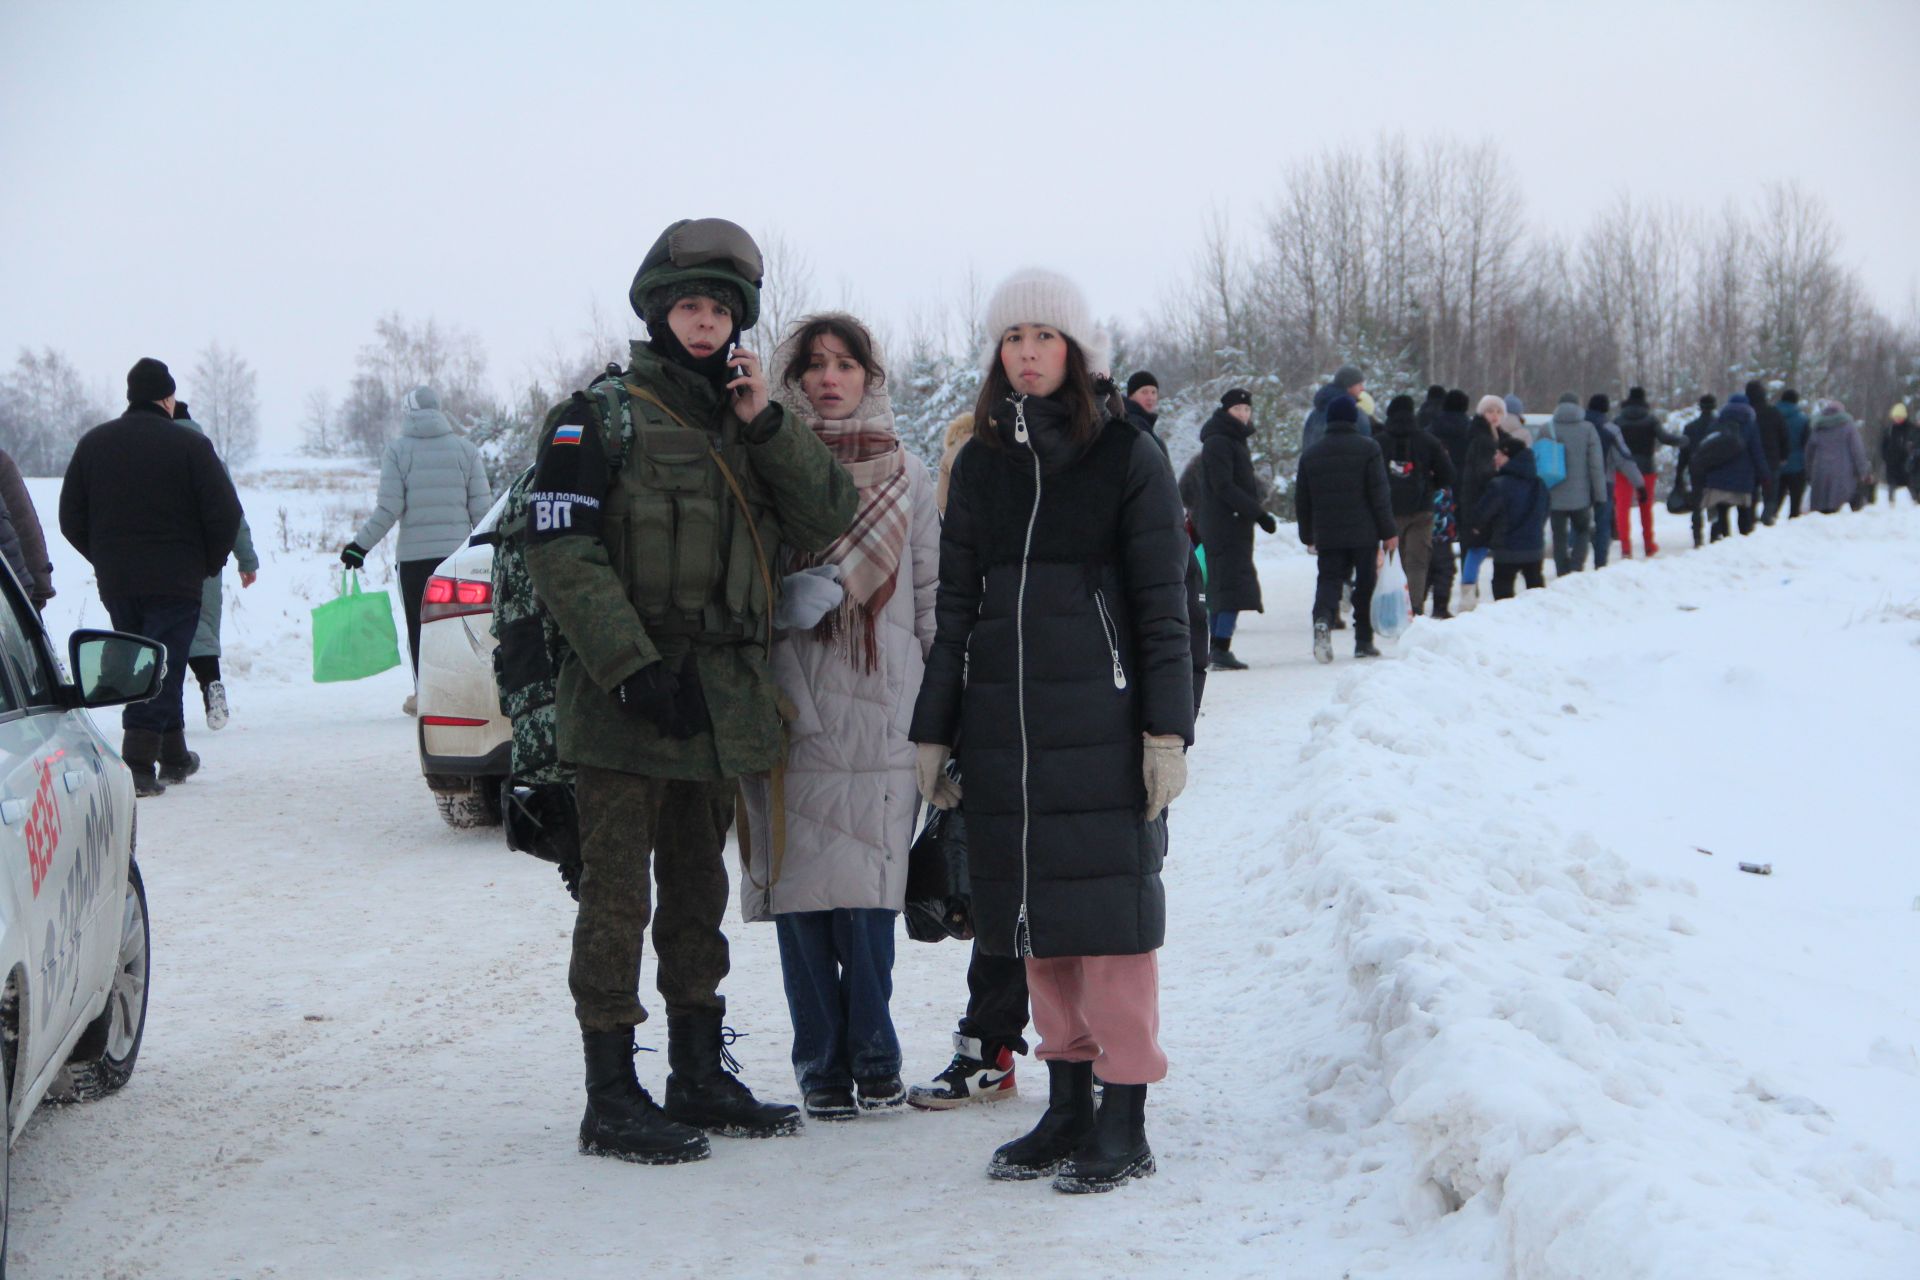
[1746,380,1789,524]
[1680,395,1719,547]
[1429,389,1473,474]
[1882,403,1914,505]
[1194,388,1275,671]
[59,357,243,795]
[1415,384,1446,433]
[1378,394,1456,615]
[1611,386,1683,557]
[911,269,1193,1195]
[1295,394,1398,660]
[1471,433,1550,599]
[1126,371,1210,707]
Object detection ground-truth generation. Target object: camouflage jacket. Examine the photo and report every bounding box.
[524,344,857,781]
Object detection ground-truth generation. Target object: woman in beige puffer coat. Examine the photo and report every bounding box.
[739,313,940,1121]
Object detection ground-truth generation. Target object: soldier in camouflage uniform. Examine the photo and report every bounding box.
[525,218,858,1164]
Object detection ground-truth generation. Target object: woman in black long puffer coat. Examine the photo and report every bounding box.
[1191,389,1275,670]
[909,268,1194,1196]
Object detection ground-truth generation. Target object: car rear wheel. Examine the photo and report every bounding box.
[49,859,150,1103]
[433,779,502,830]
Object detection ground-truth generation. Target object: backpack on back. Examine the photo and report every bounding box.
[1534,421,1568,488]
[1689,427,1744,484]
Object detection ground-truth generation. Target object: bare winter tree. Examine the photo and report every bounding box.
[190,341,262,465]
[757,228,817,354]
[300,388,337,456]
[0,347,109,475]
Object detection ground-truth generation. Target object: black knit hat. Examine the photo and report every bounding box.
[1699,394,1717,412]
[1443,389,1469,412]
[1425,384,1445,401]
[127,357,175,404]
[1328,394,1358,424]
[1781,389,1800,404]
[1387,394,1416,417]
[641,277,747,335]
[1626,386,1647,405]
[1588,393,1610,413]
[1127,370,1158,395]
[1221,388,1252,409]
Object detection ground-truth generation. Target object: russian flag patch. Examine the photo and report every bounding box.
[552,424,584,446]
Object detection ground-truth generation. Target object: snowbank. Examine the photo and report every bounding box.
[1262,509,1920,1277]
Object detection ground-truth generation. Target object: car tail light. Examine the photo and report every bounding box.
[420,575,492,623]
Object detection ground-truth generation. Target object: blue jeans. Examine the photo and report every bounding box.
[775,909,901,1092]
[1210,610,1239,641]
[102,594,201,734]
[1461,546,1490,585]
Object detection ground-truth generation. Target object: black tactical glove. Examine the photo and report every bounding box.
[340,542,367,568]
[1256,512,1278,535]
[613,661,710,740]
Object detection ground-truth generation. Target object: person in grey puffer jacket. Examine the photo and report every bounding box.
[340,385,492,702]
[1540,395,1606,575]
[174,402,260,729]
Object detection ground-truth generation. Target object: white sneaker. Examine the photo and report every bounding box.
[1457,584,1479,614]
[204,681,230,730]
[403,693,417,716]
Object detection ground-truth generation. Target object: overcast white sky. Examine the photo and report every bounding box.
[4,0,1915,451]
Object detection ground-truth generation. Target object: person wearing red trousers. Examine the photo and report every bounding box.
[1612,386,1685,556]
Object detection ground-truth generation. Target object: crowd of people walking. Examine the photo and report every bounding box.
[30,215,1917,1208]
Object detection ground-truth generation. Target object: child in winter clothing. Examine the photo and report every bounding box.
[1428,486,1458,618]
[1473,433,1550,599]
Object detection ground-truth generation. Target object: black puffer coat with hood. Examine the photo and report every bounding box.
[910,393,1194,959]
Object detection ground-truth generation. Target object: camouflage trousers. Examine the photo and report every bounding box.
[570,766,736,1032]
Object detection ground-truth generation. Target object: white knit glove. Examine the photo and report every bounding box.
[1142,734,1188,821]
[774,564,844,631]
[915,743,963,810]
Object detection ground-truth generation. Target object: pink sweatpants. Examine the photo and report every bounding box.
[1025,952,1167,1085]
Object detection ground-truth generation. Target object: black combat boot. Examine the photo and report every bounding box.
[578,1029,710,1165]
[157,729,201,785]
[662,1011,803,1138]
[1052,1081,1154,1194]
[122,729,166,798]
[987,1059,1095,1181]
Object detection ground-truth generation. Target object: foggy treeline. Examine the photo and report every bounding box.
[4,135,1914,491]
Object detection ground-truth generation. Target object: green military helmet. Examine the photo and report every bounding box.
[629,218,765,332]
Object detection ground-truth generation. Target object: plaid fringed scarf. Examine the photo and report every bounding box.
[798,408,909,671]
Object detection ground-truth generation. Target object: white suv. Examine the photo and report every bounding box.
[416,493,512,828]
[0,563,165,1271]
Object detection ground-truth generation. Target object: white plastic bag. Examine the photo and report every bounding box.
[1370,549,1413,642]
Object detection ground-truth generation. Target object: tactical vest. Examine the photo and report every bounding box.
[587,377,775,646]
[488,374,779,786]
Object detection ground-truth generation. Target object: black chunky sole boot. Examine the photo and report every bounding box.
[158,729,201,785]
[579,1029,710,1165]
[662,1011,803,1138]
[1053,1081,1154,1194]
[122,729,166,797]
[987,1060,1094,1181]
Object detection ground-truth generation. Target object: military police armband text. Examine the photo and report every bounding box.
[527,397,611,542]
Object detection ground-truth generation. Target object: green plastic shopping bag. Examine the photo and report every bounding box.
[311,570,403,683]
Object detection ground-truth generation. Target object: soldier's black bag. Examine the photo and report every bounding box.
[903,766,972,944]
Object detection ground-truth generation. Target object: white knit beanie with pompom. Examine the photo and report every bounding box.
[980,268,1110,375]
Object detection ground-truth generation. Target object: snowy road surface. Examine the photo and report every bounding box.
[9,470,1918,1278]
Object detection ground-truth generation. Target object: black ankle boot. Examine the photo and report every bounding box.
[1053,1081,1154,1193]
[987,1060,1094,1181]
[579,1029,710,1165]
[1208,641,1248,672]
[157,729,200,785]
[122,729,166,797]
[662,1011,802,1138]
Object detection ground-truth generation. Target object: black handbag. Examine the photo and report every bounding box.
[903,785,972,944]
[1665,468,1696,514]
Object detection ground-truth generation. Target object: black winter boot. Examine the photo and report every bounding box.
[1053,1082,1154,1194]
[987,1060,1095,1181]
[579,1029,710,1165]
[1207,640,1248,672]
[122,729,166,798]
[662,1011,802,1138]
[157,729,200,785]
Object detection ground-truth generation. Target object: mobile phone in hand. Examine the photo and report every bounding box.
[727,343,747,392]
